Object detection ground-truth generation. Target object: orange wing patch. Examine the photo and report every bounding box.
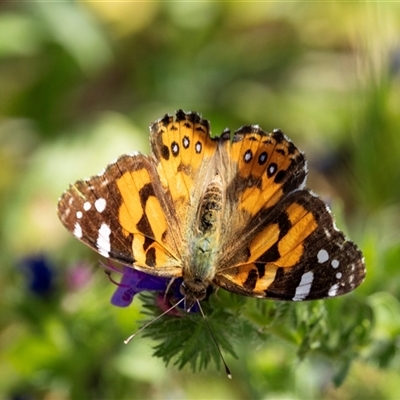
[244,201,317,267]
[214,199,319,297]
[223,127,306,217]
[276,202,318,267]
[113,154,182,272]
[150,110,218,222]
[116,167,168,242]
[215,262,281,297]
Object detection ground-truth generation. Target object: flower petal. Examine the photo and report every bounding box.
[109,266,170,307]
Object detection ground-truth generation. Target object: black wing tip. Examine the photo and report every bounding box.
[150,109,210,130]
[149,109,214,148]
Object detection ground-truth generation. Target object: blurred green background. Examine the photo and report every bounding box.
[1,1,400,399]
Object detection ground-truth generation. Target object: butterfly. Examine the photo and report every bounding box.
[57,110,365,311]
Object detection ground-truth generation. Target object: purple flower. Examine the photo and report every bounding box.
[102,262,200,314]
[102,263,173,305]
[20,255,54,296]
[66,262,93,291]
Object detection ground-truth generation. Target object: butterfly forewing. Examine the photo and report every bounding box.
[222,127,307,218]
[58,153,183,276]
[150,110,219,225]
[58,167,135,264]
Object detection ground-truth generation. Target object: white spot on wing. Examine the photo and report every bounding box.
[331,259,339,269]
[324,228,331,239]
[268,164,276,175]
[97,223,111,257]
[74,222,82,238]
[95,198,106,213]
[317,249,329,264]
[76,211,83,219]
[336,272,342,279]
[328,283,339,297]
[293,271,314,301]
[83,202,91,211]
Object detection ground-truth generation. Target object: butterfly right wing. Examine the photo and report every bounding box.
[213,127,365,300]
[57,153,183,278]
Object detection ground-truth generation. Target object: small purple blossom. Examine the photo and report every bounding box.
[110,267,170,307]
[102,263,173,305]
[66,262,92,291]
[102,262,200,313]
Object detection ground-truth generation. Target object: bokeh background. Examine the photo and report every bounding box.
[1,2,400,399]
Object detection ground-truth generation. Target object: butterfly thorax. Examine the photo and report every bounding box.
[181,174,224,310]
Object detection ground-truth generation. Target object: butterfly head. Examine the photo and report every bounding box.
[180,278,210,312]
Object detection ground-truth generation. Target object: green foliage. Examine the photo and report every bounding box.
[140,293,238,373]
[137,289,373,385]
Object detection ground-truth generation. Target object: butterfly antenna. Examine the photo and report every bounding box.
[124,297,185,344]
[197,300,232,379]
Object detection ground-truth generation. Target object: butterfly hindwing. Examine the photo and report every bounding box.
[214,190,365,300]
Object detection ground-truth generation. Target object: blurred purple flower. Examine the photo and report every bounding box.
[20,254,54,296]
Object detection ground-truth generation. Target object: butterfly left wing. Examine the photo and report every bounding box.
[57,153,183,277]
[149,110,219,224]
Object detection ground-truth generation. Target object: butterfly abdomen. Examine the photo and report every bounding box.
[199,174,224,234]
[185,174,225,284]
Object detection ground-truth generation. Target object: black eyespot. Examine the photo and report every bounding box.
[195,141,202,154]
[258,151,268,165]
[267,162,278,178]
[243,149,253,163]
[182,136,190,149]
[171,141,179,157]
